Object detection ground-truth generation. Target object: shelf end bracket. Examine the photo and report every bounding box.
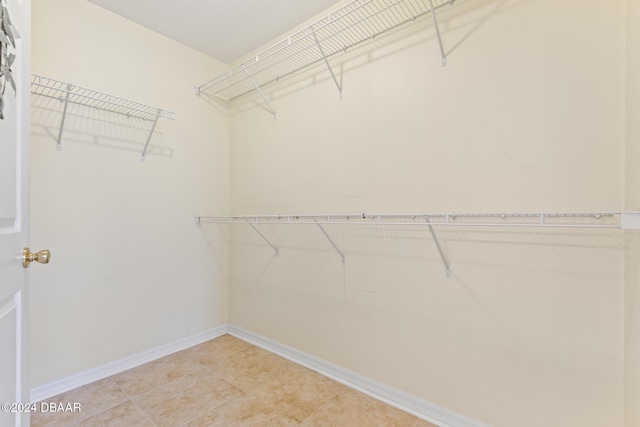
[622,212,640,230]
[425,216,451,278]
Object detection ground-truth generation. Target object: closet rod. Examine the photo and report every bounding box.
[196,212,640,229]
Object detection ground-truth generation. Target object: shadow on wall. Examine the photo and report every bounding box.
[194,91,231,118]
[202,222,625,427]
[30,92,173,159]
[197,222,231,285]
[200,222,623,323]
[209,223,624,390]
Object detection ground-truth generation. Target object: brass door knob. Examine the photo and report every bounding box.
[22,248,51,268]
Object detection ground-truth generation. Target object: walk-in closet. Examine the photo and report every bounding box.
[0,0,637,425]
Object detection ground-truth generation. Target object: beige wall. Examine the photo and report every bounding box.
[625,0,640,425]
[229,0,626,426]
[29,0,229,386]
[29,0,637,425]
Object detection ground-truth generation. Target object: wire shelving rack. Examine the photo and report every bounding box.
[195,212,631,229]
[31,74,176,160]
[196,211,640,278]
[196,0,455,114]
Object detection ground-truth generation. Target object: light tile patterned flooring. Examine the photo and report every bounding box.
[31,334,437,427]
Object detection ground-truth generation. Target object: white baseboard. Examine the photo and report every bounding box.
[228,324,492,427]
[30,324,228,402]
[30,323,490,427]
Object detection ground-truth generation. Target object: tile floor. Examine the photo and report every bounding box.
[31,334,438,427]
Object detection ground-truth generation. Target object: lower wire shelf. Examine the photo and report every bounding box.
[195,211,638,279]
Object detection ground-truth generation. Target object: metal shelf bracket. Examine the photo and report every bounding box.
[245,218,279,256]
[312,28,343,99]
[427,0,448,67]
[141,109,161,162]
[56,83,71,151]
[424,216,451,278]
[314,218,345,264]
[242,65,277,119]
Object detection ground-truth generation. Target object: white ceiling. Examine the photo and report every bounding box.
[86,0,342,64]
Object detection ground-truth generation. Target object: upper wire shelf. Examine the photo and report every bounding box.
[196,0,454,102]
[31,74,176,160]
[31,75,175,121]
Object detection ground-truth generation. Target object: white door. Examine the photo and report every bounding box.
[0,0,31,426]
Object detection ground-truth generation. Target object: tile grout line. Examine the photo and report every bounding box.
[176,363,250,427]
[198,342,288,395]
[34,377,131,427]
[297,386,347,425]
[93,377,159,427]
[198,361,259,393]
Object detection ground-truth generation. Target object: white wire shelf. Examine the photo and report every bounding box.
[196,0,454,104]
[31,74,176,160]
[195,212,638,229]
[196,211,640,278]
